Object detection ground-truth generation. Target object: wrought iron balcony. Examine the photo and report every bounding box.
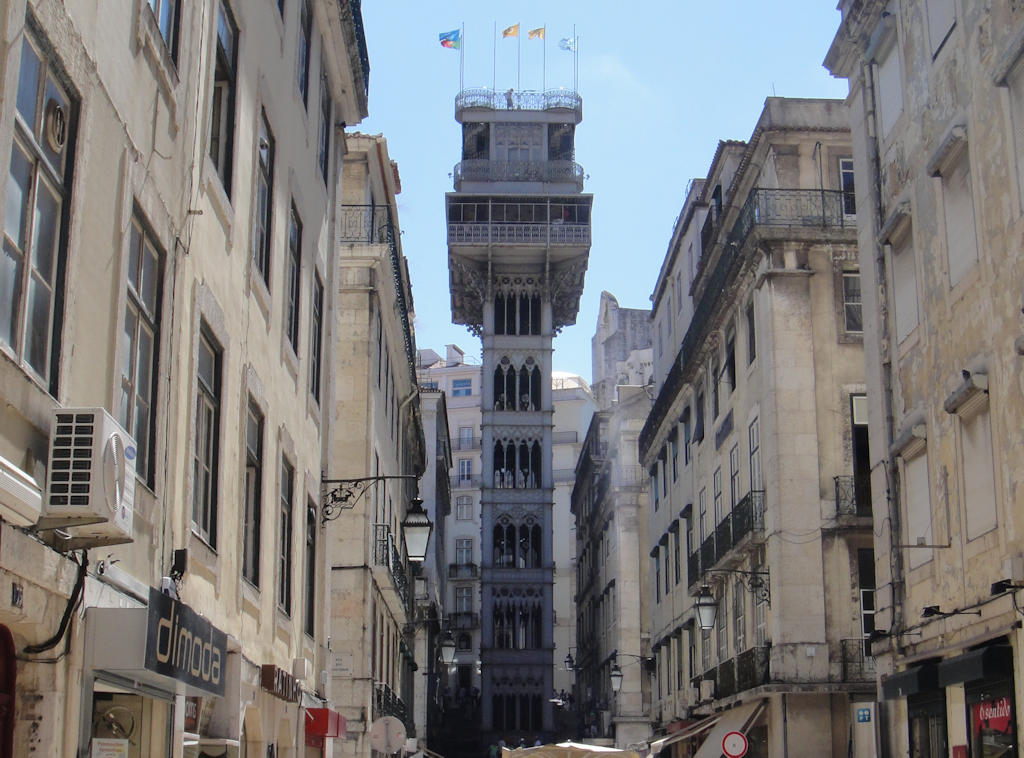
[450,474,481,489]
[347,0,370,97]
[730,188,854,248]
[840,638,876,682]
[450,611,480,629]
[448,221,590,247]
[374,682,408,724]
[735,645,771,691]
[687,491,765,587]
[452,436,481,451]
[454,159,584,190]
[373,524,409,605]
[455,87,582,116]
[834,475,872,518]
[448,562,479,579]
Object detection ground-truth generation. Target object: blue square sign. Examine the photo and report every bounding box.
[856,708,871,723]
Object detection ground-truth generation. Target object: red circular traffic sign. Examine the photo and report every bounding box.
[722,730,748,758]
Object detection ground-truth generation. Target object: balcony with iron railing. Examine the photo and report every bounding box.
[448,562,479,579]
[452,436,482,451]
[373,524,409,606]
[454,159,584,191]
[839,638,875,682]
[450,474,482,489]
[450,611,480,629]
[374,682,409,727]
[447,199,592,248]
[688,491,765,588]
[455,87,582,117]
[834,475,872,518]
[693,645,770,702]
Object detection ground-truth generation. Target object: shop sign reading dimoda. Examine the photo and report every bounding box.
[144,588,227,696]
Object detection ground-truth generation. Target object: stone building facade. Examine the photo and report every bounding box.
[639,98,876,757]
[827,3,1024,756]
[0,1,434,756]
[446,86,591,743]
[572,291,653,749]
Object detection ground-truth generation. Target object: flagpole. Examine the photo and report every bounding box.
[542,24,546,93]
[460,22,465,92]
[517,21,521,91]
[492,22,496,94]
[573,24,578,93]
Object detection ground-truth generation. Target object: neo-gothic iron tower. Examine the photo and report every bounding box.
[447,87,591,739]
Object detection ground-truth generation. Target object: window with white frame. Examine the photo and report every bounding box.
[749,418,762,490]
[193,327,221,545]
[304,498,316,636]
[243,400,263,586]
[456,537,473,564]
[842,270,863,333]
[121,213,163,486]
[940,150,979,286]
[456,495,472,520]
[285,203,302,351]
[745,300,756,364]
[890,227,919,343]
[208,1,238,195]
[148,0,180,62]
[318,67,332,183]
[452,378,472,397]
[700,626,712,672]
[458,458,472,482]
[253,112,274,285]
[729,445,740,508]
[455,585,472,613]
[716,595,728,661]
[839,157,857,216]
[962,406,997,540]
[733,581,746,653]
[297,0,313,107]
[310,272,324,402]
[279,456,295,615]
[902,450,933,569]
[698,487,708,542]
[458,426,474,449]
[713,468,723,524]
[5,29,77,388]
[858,548,876,657]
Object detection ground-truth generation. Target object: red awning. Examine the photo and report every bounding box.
[305,708,346,738]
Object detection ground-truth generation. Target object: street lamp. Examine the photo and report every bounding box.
[564,652,575,672]
[439,629,457,665]
[401,498,433,561]
[609,663,623,693]
[695,585,718,630]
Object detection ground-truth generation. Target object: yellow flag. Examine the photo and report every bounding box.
[528,27,545,40]
[502,24,519,38]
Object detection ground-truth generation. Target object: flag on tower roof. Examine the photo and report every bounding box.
[558,36,577,51]
[502,24,519,38]
[528,27,545,40]
[439,29,461,49]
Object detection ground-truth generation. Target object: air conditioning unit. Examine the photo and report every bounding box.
[699,679,715,701]
[43,408,135,545]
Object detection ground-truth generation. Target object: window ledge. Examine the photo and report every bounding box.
[878,201,911,245]
[188,530,219,583]
[248,263,272,326]
[926,123,968,177]
[203,155,235,243]
[943,370,988,418]
[241,579,261,619]
[991,24,1024,86]
[890,411,927,459]
[135,2,181,132]
[281,339,300,381]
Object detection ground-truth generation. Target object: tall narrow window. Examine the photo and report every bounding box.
[297,0,313,107]
[903,451,932,569]
[286,203,302,350]
[209,2,238,195]
[962,408,997,540]
[243,401,263,586]
[724,329,736,394]
[713,468,723,523]
[309,271,323,401]
[672,527,681,585]
[458,459,472,483]
[698,488,708,542]
[279,457,295,614]
[694,389,705,443]
[745,300,756,364]
[5,32,76,388]
[749,418,762,491]
[857,548,876,657]
[456,537,473,564]
[839,157,857,216]
[318,68,333,183]
[253,112,274,285]
[890,226,919,343]
[121,213,163,486]
[711,361,720,418]
[653,551,661,603]
[729,445,740,508]
[193,328,221,545]
[305,499,316,635]
[456,495,472,520]
[733,581,746,653]
[843,271,863,333]
[148,0,180,61]
[875,37,902,138]
[456,586,472,612]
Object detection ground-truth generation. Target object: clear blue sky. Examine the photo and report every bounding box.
[357,2,848,381]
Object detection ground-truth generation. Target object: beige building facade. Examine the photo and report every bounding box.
[827,2,1024,756]
[639,98,876,758]
[0,1,436,756]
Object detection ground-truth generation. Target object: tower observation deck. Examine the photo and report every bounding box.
[446,87,591,741]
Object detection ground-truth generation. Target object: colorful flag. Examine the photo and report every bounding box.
[502,24,519,38]
[439,29,461,49]
[558,36,577,52]
[528,27,545,40]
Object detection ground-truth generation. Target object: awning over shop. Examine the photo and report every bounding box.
[692,701,765,758]
[306,707,346,738]
[648,714,722,755]
[937,645,1013,687]
[881,663,939,700]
